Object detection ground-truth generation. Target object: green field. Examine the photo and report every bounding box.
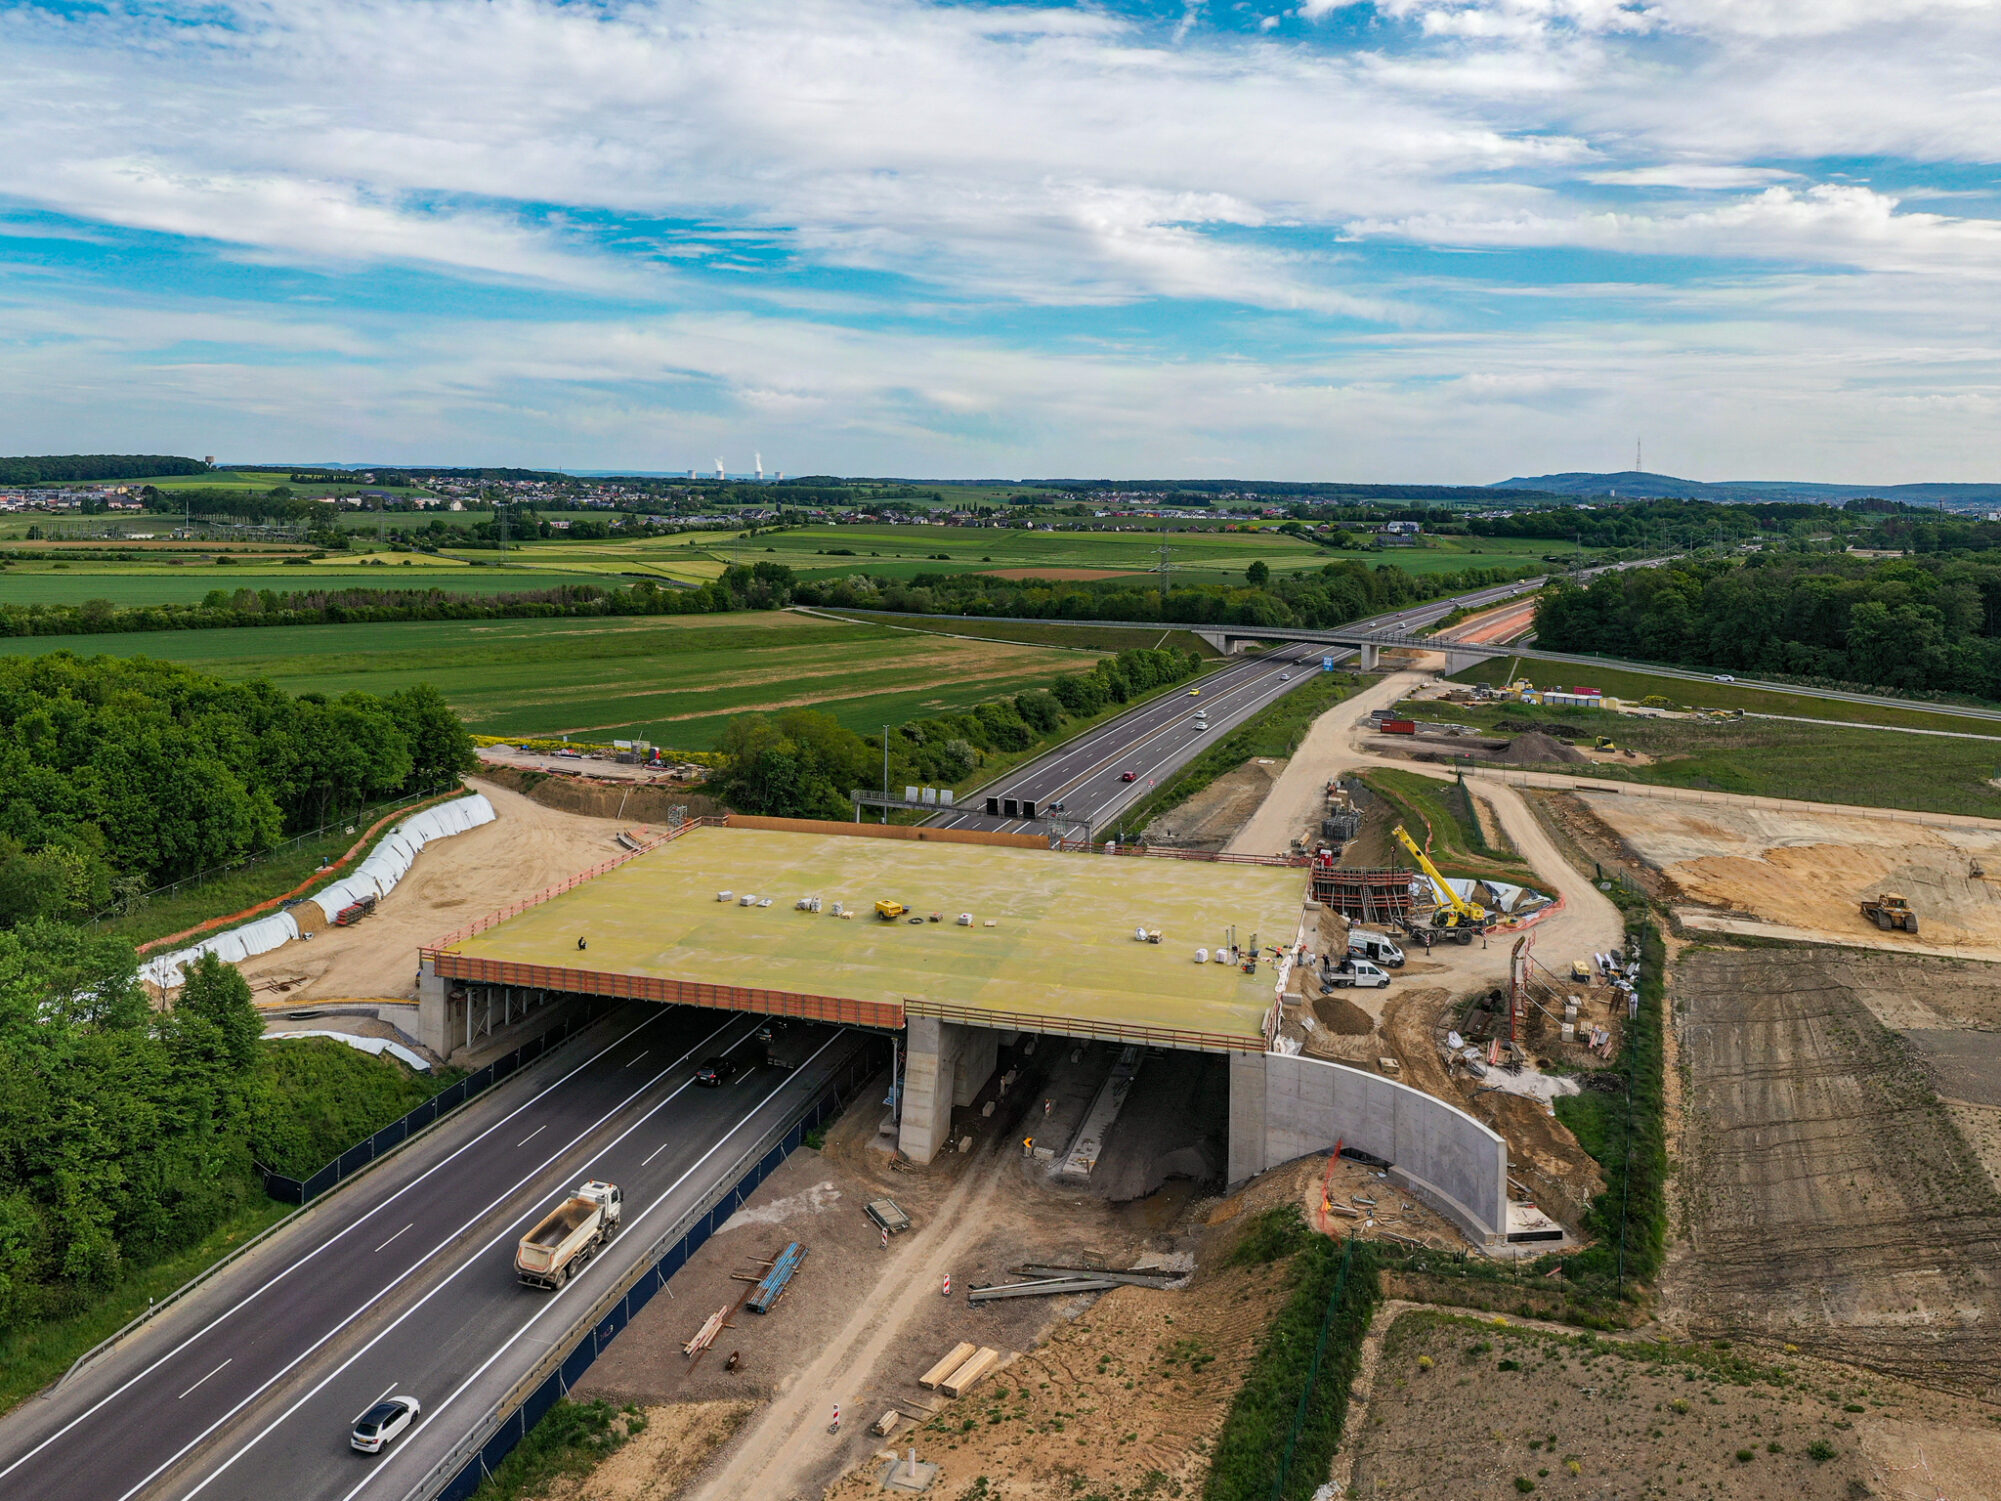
[446,526,1584,589]
[1456,654,2001,737]
[1407,695,2001,816]
[0,564,605,605]
[0,612,1111,749]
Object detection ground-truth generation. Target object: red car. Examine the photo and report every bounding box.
[1119,770,1138,782]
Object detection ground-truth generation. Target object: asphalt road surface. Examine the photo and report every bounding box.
[0,1007,871,1501]
[928,574,1554,837]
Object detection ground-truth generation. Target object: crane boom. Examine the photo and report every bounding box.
[1391,824,1486,925]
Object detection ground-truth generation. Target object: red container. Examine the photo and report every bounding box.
[1380,719,1416,734]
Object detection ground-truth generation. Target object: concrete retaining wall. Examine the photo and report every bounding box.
[1228,1052,1509,1244]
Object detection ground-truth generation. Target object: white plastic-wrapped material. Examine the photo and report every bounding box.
[267,1030,432,1072]
[143,793,495,990]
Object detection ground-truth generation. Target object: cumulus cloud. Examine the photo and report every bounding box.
[0,0,1999,477]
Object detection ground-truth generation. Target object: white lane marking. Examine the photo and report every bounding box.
[642,1139,671,1167]
[0,1007,678,1491]
[351,1385,397,1425]
[623,1050,649,1068]
[176,1361,230,1402]
[517,1125,546,1147]
[372,1224,413,1255]
[334,1030,854,1501]
[188,1028,838,1501]
[102,1015,755,1501]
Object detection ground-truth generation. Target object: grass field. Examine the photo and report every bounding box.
[1457,654,2001,737]
[0,612,1110,749]
[452,824,1297,1041]
[814,608,1223,657]
[1409,696,2001,816]
[0,564,600,605]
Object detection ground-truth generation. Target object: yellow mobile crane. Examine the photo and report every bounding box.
[1391,824,1486,944]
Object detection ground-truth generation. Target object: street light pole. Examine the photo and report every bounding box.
[882,724,890,825]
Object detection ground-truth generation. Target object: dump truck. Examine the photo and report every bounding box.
[1860,893,1918,935]
[875,899,907,921]
[516,1180,622,1289]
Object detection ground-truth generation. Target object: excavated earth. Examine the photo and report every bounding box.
[1667,945,2001,1399]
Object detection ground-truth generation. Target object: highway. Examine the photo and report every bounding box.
[0,1007,873,1501]
[927,574,1555,837]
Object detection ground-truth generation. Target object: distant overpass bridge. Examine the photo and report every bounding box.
[1180,621,1507,672]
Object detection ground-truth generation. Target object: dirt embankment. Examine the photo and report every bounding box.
[478,765,725,823]
[236,777,655,1005]
[1140,757,1285,850]
[1667,945,2001,1398]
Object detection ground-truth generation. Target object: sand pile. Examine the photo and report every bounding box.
[1494,731,1585,765]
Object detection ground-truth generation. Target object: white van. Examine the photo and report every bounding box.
[1347,930,1405,969]
[1328,957,1391,990]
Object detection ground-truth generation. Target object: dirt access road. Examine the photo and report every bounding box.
[237,777,651,1006]
[1228,669,1625,988]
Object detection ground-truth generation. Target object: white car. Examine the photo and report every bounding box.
[1280,671,1291,679]
[1713,674,1734,682]
[352,1394,421,1454]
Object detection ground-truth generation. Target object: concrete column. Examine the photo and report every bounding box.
[418,961,451,1058]
[952,1027,999,1108]
[898,1017,962,1164]
[1358,642,1379,671]
[1226,1051,1270,1185]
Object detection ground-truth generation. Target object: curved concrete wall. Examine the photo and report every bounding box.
[1228,1052,1509,1245]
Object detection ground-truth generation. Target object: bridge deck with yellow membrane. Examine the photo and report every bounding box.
[445,825,1303,1048]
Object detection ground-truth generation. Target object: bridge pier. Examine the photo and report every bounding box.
[1357,642,1378,670]
[897,1018,998,1164]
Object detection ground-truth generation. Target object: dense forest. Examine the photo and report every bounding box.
[791,557,1538,628]
[1536,552,2001,697]
[715,646,1202,818]
[0,927,438,1330]
[0,455,207,485]
[0,654,475,923]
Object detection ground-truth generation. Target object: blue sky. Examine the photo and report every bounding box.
[3,0,2000,481]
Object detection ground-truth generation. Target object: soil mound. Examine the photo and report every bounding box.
[480,765,724,822]
[1313,993,1376,1035]
[1495,731,1585,765]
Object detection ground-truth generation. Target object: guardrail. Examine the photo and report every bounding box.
[401,1036,886,1501]
[260,997,618,1204]
[1048,840,1310,867]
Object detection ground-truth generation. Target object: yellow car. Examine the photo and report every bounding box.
[1188,688,1200,696]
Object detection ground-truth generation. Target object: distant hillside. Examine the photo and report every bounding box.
[0,454,209,485]
[1495,470,2001,507]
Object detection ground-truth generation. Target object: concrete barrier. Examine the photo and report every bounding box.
[1228,1052,1509,1245]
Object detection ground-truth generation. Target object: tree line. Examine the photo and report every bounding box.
[714,646,1203,818]
[1535,551,2001,697]
[790,558,1539,629]
[0,654,475,925]
[0,455,208,486]
[0,926,437,1332]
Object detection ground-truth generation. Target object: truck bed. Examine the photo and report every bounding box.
[526,1199,596,1248]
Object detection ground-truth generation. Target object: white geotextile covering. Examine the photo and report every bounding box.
[267,1030,433,1072]
[141,794,496,990]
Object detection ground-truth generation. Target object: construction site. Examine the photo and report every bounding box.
[152,643,2001,1501]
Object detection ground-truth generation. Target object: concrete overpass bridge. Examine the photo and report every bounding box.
[1181,621,1505,672]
